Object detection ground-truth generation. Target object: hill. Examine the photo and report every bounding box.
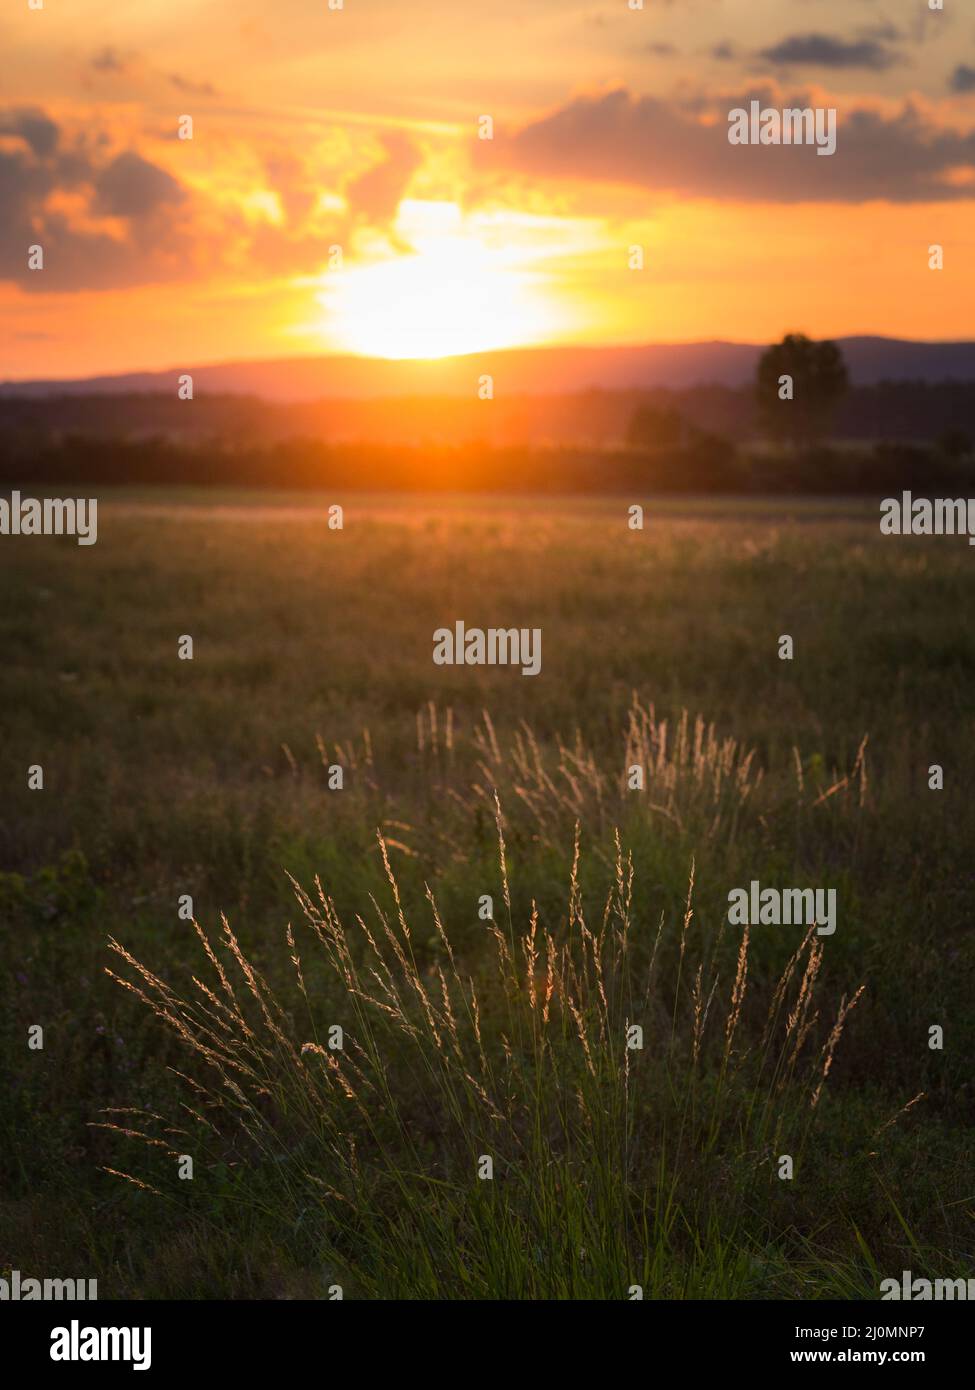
[4,337,975,402]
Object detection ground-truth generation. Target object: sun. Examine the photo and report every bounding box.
[316,203,566,359]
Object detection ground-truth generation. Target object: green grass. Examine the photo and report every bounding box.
[1,491,973,1298]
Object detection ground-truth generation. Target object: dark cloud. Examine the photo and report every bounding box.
[711,43,737,62]
[482,85,975,204]
[0,107,60,159]
[0,107,193,292]
[759,33,900,71]
[90,47,131,74]
[951,65,975,94]
[94,151,185,219]
[168,73,220,98]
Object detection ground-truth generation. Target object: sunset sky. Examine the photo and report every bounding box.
[2,0,974,379]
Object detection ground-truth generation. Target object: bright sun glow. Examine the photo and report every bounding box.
[317,202,568,359]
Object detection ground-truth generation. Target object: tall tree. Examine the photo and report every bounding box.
[756,334,849,445]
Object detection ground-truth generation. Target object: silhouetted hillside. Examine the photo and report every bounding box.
[3,337,975,401]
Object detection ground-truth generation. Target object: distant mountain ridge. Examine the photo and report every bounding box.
[3,337,975,402]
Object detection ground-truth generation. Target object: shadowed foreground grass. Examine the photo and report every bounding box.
[1,493,973,1298]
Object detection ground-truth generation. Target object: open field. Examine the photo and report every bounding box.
[1,491,973,1299]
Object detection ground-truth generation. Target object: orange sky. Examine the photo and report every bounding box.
[1,0,974,379]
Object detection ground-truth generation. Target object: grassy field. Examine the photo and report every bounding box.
[1,490,973,1299]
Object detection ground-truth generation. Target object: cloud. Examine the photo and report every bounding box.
[264,151,319,225]
[90,47,132,75]
[858,23,903,44]
[345,132,422,223]
[951,65,975,95]
[0,107,60,159]
[0,103,423,294]
[94,151,185,219]
[758,33,900,72]
[482,85,975,204]
[0,108,194,292]
[88,50,219,99]
[168,73,220,98]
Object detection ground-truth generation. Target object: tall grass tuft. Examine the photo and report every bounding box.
[99,794,874,1298]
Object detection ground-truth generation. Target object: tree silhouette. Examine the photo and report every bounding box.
[756,334,849,445]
